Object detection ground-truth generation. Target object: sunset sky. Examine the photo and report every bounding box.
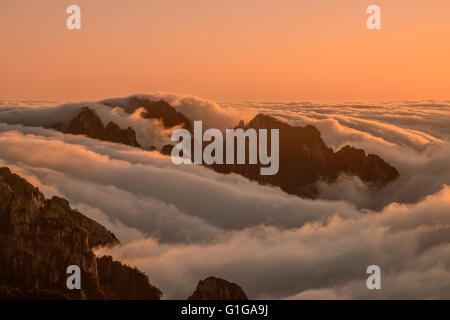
[1,0,449,102]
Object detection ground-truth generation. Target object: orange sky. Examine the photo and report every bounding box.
[1,0,449,102]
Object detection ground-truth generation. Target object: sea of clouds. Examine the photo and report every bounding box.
[0,95,449,299]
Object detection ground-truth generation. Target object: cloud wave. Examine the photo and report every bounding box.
[0,98,449,299]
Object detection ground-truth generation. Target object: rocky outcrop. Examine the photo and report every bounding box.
[211,114,399,197]
[331,145,399,184]
[62,102,399,198]
[107,97,192,131]
[188,277,248,300]
[66,107,140,148]
[97,256,162,300]
[0,167,161,300]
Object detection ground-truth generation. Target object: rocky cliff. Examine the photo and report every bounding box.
[61,101,399,198]
[188,277,248,300]
[97,255,162,300]
[211,114,399,197]
[0,167,161,300]
[66,107,140,148]
[105,97,192,131]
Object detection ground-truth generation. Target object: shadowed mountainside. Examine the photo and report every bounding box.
[211,114,399,197]
[66,106,140,148]
[96,255,162,300]
[61,99,399,198]
[188,277,248,300]
[0,167,161,300]
[104,96,192,132]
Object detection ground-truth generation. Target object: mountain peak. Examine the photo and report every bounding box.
[188,277,248,300]
[124,97,192,131]
[66,107,140,148]
[213,113,399,197]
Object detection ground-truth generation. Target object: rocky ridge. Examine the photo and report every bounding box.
[211,114,399,197]
[0,167,246,300]
[66,106,140,148]
[61,99,399,198]
[188,277,248,300]
[0,167,161,300]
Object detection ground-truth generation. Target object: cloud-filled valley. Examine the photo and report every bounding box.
[0,95,449,299]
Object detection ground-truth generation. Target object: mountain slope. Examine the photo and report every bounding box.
[61,100,399,198]
[66,107,140,148]
[0,167,161,300]
[211,114,399,197]
[104,96,192,131]
[188,277,248,300]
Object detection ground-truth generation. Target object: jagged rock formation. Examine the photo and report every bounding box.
[106,97,192,131]
[188,277,248,300]
[61,100,399,198]
[66,107,140,148]
[96,256,162,300]
[0,167,161,300]
[211,114,399,197]
[331,145,398,184]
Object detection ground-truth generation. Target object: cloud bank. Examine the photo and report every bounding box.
[0,97,449,299]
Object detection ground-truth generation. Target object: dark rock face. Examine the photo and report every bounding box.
[0,167,161,300]
[188,277,248,300]
[161,144,174,156]
[211,114,399,197]
[66,107,140,148]
[63,101,399,198]
[331,145,399,184]
[111,97,192,131]
[66,107,105,140]
[97,256,162,300]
